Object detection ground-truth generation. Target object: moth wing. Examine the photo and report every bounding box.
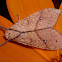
[11,27,62,50]
[10,8,61,31]
[36,28,62,50]
[36,8,61,29]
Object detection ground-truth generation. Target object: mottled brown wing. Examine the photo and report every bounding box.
[5,28,62,50]
[10,8,61,31]
[36,28,62,50]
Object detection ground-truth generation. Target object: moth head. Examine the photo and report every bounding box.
[4,30,20,40]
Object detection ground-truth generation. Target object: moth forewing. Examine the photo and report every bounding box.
[4,8,62,50]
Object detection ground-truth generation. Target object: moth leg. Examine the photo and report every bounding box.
[17,14,20,22]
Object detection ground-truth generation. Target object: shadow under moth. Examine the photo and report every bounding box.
[0,8,62,50]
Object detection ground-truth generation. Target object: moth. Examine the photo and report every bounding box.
[0,8,62,50]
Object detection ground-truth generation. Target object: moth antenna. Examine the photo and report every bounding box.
[0,26,7,30]
[0,40,9,47]
[17,14,20,22]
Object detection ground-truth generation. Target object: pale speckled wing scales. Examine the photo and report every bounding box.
[10,8,61,31]
[36,8,61,29]
[36,28,62,50]
[6,28,62,50]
